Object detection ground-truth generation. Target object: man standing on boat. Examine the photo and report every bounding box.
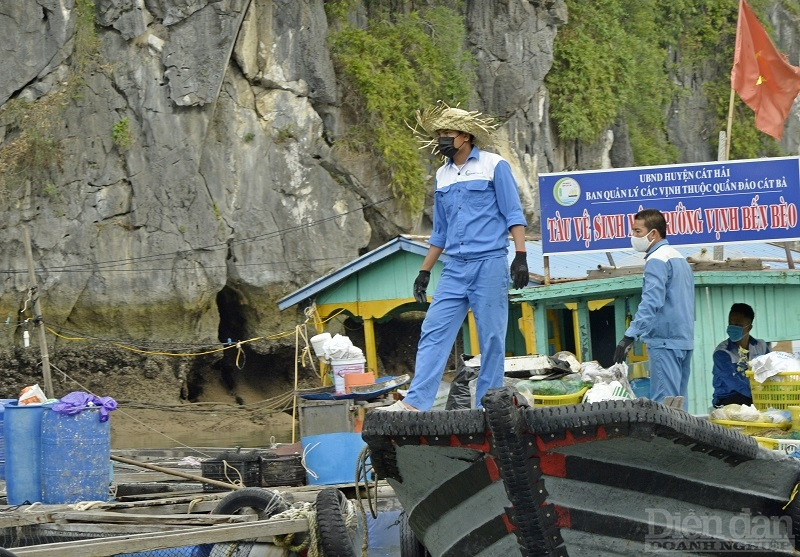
[378,103,528,412]
[613,209,695,410]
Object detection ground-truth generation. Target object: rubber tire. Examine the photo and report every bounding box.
[315,487,358,557]
[399,510,431,557]
[0,550,19,557]
[212,487,290,519]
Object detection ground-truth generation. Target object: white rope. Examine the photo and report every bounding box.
[69,500,106,511]
[301,442,320,480]
[22,502,42,512]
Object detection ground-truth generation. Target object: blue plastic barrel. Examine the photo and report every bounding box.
[4,402,46,504]
[40,406,111,504]
[301,432,366,485]
[0,398,18,480]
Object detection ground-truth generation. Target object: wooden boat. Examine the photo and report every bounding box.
[362,387,800,556]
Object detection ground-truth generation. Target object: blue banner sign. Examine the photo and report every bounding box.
[538,157,800,255]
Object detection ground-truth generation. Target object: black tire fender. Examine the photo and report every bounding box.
[211,487,289,519]
[315,487,358,557]
[399,510,431,557]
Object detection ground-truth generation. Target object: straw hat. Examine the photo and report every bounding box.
[412,101,497,150]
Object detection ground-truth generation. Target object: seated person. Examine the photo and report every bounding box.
[712,303,769,407]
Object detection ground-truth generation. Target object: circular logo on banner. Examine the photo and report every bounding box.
[553,177,581,206]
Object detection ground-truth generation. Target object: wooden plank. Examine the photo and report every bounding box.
[50,511,253,525]
[33,522,190,534]
[9,519,308,556]
[108,500,220,515]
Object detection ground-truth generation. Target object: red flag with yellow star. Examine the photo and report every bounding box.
[731,0,800,139]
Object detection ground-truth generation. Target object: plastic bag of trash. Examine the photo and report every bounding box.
[763,408,791,425]
[709,403,762,422]
[553,351,582,374]
[18,384,47,405]
[579,362,636,399]
[583,380,634,403]
[750,351,800,383]
[516,377,589,397]
[323,334,364,360]
[445,354,479,410]
[51,391,118,422]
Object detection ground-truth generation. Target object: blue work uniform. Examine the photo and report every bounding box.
[624,240,694,407]
[404,146,527,411]
[711,337,769,406]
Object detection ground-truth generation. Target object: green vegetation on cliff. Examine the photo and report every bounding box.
[330,0,793,197]
[547,0,787,164]
[0,0,101,202]
[327,2,472,213]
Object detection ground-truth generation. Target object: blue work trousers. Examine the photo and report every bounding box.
[648,347,692,410]
[404,256,509,411]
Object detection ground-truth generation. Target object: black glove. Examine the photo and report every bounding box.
[510,251,529,289]
[413,270,430,303]
[613,336,634,364]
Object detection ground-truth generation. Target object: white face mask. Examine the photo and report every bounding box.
[631,230,653,252]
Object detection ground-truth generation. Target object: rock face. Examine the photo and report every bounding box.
[0,0,796,401]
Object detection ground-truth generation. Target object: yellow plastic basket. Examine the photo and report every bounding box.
[754,436,779,450]
[533,387,589,407]
[709,418,791,435]
[746,370,800,410]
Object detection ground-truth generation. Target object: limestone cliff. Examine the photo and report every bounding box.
[0,0,796,402]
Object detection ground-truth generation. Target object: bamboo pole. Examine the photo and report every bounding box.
[22,226,54,398]
[725,88,735,160]
[292,326,300,444]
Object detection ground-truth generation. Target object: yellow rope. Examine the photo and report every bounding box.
[43,303,344,362]
[783,483,799,510]
[221,460,245,487]
[271,502,317,555]
[186,497,205,514]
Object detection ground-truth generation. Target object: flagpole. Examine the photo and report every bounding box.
[725,88,735,160]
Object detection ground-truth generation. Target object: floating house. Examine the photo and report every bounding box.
[278,235,800,414]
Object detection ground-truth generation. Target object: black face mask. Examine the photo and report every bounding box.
[436,136,459,159]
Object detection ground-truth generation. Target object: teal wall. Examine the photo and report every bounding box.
[317,251,444,305]
[621,272,800,415]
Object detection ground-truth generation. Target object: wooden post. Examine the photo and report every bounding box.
[519,303,536,354]
[715,129,728,261]
[725,88,735,160]
[22,226,54,399]
[543,255,551,285]
[363,316,378,373]
[784,243,796,269]
[576,300,592,361]
[467,311,479,355]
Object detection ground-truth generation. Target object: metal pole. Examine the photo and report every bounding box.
[22,226,54,398]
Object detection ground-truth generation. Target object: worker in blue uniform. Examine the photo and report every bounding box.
[614,209,695,409]
[378,103,528,412]
[712,303,769,407]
